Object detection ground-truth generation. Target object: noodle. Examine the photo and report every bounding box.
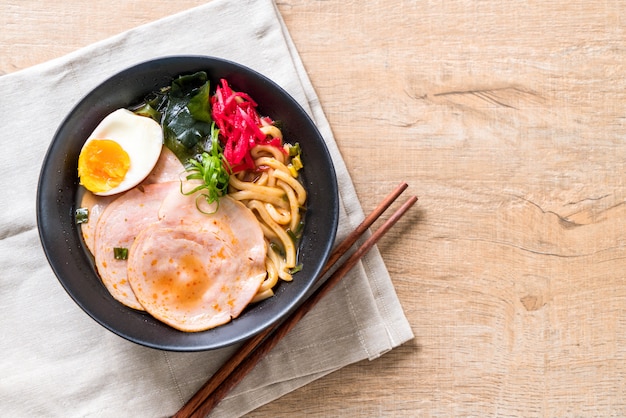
[264,202,291,225]
[272,169,306,205]
[251,145,285,162]
[259,124,283,141]
[228,189,288,209]
[277,179,302,232]
[254,156,291,173]
[246,199,297,268]
[227,139,306,302]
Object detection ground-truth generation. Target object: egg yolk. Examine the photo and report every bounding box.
[78,139,131,193]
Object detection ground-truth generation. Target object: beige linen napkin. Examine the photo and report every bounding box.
[0,0,413,416]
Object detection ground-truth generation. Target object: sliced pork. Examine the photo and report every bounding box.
[127,192,266,332]
[93,182,179,310]
[80,147,184,254]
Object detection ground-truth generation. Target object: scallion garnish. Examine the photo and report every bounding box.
[287,143,303,177]
[269,241,285,257]
[291,154,303,171]
[289,264,303,274]
[113,247,128,260]
[183,122,230,214]
[288,143,301,157]
[75,207,89,224]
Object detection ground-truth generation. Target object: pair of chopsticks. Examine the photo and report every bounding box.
[173,182,417,418]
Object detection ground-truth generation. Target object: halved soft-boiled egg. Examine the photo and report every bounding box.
[78,108,163,196]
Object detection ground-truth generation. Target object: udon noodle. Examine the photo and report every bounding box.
[228,125,307,303]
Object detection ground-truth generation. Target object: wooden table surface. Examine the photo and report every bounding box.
[4,0,626,416]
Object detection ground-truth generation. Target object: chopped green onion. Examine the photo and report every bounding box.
[269,241,285,257]
[287,220,305,242]
[294,219,305,236]
[291,154,303,171]
[289,264,303,274]
[75,207,89,224]
[113,247,128,260]
[288,142,301,157]
[288,156,303,177]
[287,143,303,177]
[182,123,230,214]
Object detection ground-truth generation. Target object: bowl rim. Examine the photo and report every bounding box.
[36,55,339,351]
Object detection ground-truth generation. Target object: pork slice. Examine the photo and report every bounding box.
[80,147,184,254]
[93,181,179,310]
[127,192,267,332]
[79,191,118,255]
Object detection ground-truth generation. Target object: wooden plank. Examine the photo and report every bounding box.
[3,0,626,416]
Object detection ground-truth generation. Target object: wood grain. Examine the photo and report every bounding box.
[4,0,626,416]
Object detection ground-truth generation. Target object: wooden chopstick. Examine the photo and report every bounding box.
[190,194,417,417]
[319,181,408,277]
[173,182,414,418]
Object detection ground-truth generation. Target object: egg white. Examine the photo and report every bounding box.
[81,108,163,196]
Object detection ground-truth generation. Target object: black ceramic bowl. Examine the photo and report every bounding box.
[37,56,339,351]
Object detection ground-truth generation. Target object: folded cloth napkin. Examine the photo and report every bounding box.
[0,0,413,416]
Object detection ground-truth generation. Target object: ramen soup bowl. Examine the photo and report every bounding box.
[37,55,339,351]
